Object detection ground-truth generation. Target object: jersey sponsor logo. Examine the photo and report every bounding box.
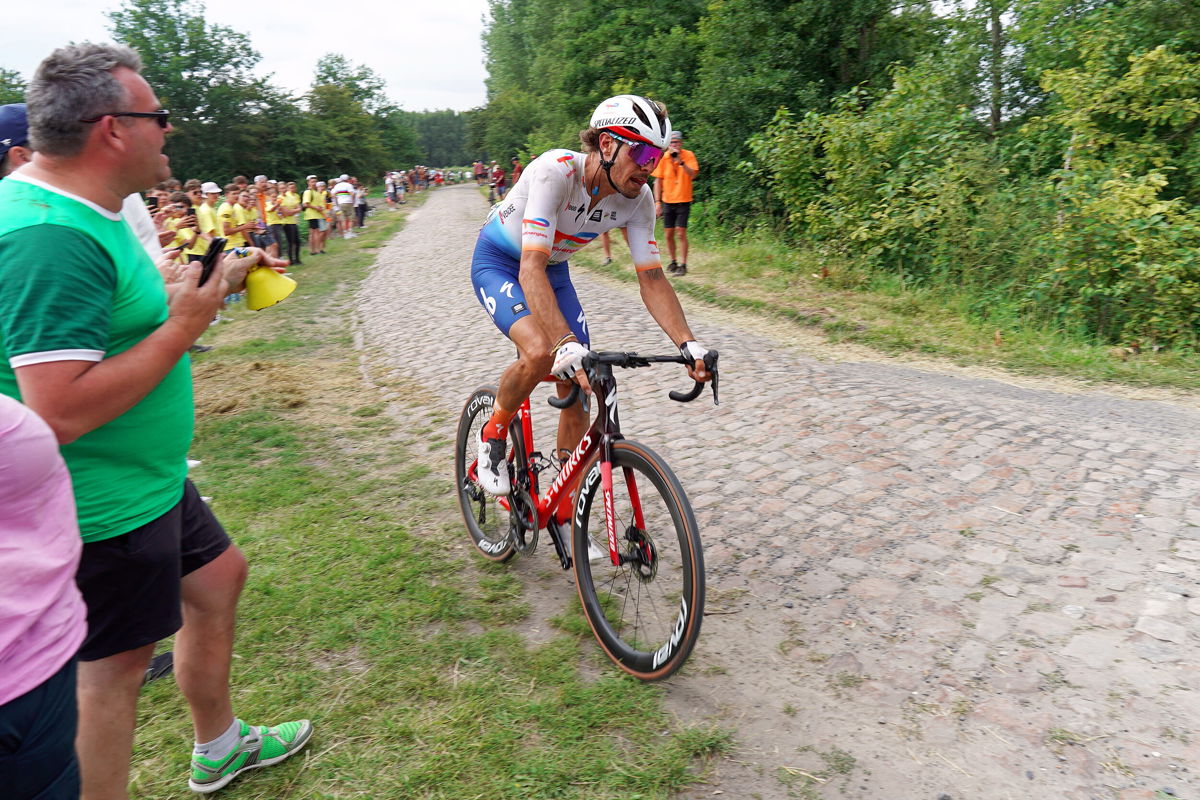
[498,203,517,223]
[554,231,599,245]
[564,168,576,178]
[499,281,515,298]
[589,210,603,222]
[523,217,549,228]
[557,154,574,163]
[511,302,527,314]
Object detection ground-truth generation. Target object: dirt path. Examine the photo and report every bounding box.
[356,184,1200,800]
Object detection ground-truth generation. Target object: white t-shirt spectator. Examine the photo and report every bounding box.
[331,181,354,205]
[122,193,162,260]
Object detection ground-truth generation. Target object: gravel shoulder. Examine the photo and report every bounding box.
[357,184,1200,800]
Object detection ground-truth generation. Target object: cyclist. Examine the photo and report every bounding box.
[471,94,714,504]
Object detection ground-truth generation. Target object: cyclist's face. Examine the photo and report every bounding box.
[603,134,656,199]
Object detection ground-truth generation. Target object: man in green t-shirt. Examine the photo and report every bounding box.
[0,43,311,799]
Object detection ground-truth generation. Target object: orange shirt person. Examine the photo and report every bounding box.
[651,130,699,275]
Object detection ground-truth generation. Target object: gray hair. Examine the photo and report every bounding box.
[27,42,143,157]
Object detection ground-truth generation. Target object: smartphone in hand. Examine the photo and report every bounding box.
[198,237,227,287]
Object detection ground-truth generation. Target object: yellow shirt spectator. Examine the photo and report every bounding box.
[302,189,327,221]
[165,216,194,254]
[218,201,247,248]
[279,191,301,224]
[188,203,220,256]
[265,197,285,225]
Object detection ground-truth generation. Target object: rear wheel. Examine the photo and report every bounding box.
[572,440,704,680]
[455,387,517,561]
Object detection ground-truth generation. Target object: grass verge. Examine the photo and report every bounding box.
[131,196,728,799]
[571,226,1200,393]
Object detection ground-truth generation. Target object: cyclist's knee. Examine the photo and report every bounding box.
[521,350,553,377]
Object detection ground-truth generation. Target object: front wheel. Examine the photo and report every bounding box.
[572,440,704,680]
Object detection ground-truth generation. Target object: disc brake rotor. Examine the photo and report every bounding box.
[626,526,658,582]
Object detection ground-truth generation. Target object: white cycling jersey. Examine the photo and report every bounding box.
[477,148,661,271]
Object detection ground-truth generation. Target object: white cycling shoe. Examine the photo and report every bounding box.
[476,431,510,495]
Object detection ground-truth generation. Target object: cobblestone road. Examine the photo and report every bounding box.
[358,185,1200,800]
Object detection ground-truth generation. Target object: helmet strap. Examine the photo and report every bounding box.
[595,137,623,194]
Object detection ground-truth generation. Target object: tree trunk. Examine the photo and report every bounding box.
[988,0,1003,137]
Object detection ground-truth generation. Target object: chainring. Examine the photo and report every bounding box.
[510,484,539,555]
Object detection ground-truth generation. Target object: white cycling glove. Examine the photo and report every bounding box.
[552,341,589,381]
[679,340,711,364]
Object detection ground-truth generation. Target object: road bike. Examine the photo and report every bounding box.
[455,350,718,680]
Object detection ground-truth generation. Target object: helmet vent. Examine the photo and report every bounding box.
[631,98,652,128]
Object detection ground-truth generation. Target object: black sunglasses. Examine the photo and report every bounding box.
[79,110,170,129]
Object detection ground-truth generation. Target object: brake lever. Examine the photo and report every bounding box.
[668,350,719,404]
[707,352,720,406]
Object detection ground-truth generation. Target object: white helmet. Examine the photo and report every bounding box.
[590,95,670,149]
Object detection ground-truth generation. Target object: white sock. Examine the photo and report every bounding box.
[193,718,242,760]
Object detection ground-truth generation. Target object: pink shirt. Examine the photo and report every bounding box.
[0,394,86,705]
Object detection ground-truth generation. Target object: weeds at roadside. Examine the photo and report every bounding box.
[573,232,1200,393]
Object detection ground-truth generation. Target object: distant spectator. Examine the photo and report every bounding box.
[263,185,285,258]
[331,174,354,239]
[396,170,407,204]
[162,190,196,259]
[0,394,88,800]
[353,178,368,228]
[510,156,523,186]
[384,172,396,210]
[490,160,507,201]
[302,175,327,254]
[278,180,302,264]
[217,183,248,250]
[651,130,699,276]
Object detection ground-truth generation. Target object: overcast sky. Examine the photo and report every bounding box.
[6,0,491,111]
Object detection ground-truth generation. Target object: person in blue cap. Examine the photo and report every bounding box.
[0,103,32,177]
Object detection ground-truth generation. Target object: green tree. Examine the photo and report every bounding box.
[313,53,390,113]
[306,83,388,178]
[0,68,24,104]
[107,0,270,179]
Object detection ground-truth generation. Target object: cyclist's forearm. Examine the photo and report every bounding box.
[639,268,695,346]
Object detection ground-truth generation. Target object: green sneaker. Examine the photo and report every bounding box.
[188,718,313,793]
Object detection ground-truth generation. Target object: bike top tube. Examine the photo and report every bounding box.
[518,350,718,527]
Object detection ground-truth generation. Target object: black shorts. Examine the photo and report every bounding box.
[307,218,321,230]
[75,480,231,662]
[0,659,79,800]
[662,202,691,229]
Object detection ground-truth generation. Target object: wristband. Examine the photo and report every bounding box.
[549,333,578,354]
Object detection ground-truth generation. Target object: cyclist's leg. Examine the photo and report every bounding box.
[548,268,590,460]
